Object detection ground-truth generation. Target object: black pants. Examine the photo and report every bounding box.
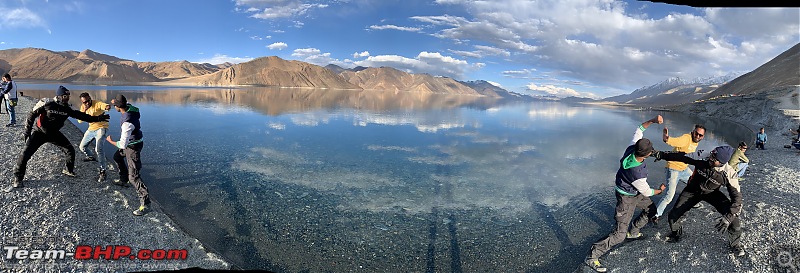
[113,142,150,207]
[755,141,764,150]
[667,189,742,248]
[14,130,75,181]
[588,192,655,260]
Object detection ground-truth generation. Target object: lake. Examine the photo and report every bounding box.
[19,83,752,272]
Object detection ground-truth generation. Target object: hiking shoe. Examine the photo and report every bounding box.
[11,179,23,189]
[665,233,682,243]
[651,216,660,226]
[98,170,107,183]
[693,203,704,209]
[626,232,645,240]
[62,169,76,177]
[111,179,130,187]
[733,246,745,256]
[82,156,96,162]
[584,258,607,272]
[132,205,148,216]
[5,123,15,127]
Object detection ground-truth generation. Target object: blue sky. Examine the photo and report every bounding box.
[0,0,797,99]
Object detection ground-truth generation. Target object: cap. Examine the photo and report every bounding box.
[113,94,128,108]
[634,138,655,157]
[711,145,734,163]
[56,86,70,96]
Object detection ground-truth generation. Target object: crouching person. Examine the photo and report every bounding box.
[654,145,745,256]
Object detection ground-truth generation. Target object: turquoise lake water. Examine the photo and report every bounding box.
[20,84,752,272]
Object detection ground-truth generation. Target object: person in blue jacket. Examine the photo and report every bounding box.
[105,94,150,216]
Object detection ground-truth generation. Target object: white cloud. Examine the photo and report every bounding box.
[487,81,502,88]
[410,15,466,26]
[526,83,599,99]
[353,51,370,58]
[368,25,421,32]
[450,44,511,58]
[193,54,253,65]
[0,8,48,32]
[267,42,288,50]
[355,51,476,79]
[250,35,272,40]
[292,48,353,67]
[234,0,329,20]
[420,1,799,97]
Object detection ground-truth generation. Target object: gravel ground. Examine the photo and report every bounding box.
[576,86,800,272]
[0,97,231,272]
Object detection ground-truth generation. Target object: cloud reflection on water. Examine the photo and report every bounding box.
[231,102,633,216]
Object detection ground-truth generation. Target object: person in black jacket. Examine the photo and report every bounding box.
[9,86,109,189]
[653,145,745,256]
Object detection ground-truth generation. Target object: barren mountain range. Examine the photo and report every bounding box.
[0,47,503,97]
[1,43,797,105]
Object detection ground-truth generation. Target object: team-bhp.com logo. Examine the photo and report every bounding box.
[4,245,188,261]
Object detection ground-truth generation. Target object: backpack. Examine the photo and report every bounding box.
[31,97,57,128]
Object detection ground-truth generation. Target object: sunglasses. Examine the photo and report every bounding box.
[82,100,92,105]
[692,131,704,137]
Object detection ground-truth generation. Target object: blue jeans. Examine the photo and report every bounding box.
[5,98,16,124]
[736,162,748,177]
[79,128,107,171]
[656,167,693,217]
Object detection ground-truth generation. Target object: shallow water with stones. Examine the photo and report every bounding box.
[20,83,752,272]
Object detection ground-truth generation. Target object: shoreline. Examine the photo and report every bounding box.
[0,96,231,272]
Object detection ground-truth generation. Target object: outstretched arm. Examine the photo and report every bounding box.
[641,115,663,130]
[630,115,663,145]
[69,109,108,123]
[657,151,712,168]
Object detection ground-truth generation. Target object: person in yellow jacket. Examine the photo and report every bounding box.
[652,124,706,224]
[77,92,111,182]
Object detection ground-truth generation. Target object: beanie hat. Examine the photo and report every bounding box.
[56,86,70,96]
[113,94,128,108]
[711,145,735,163]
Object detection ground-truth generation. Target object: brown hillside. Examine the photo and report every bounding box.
[704,43,800,98]
[75,49,130,62]
[166,56,361,89]
[135,60,220,80]
[0,48,157,82]
[0,47,224,83]
[340,67,486,96]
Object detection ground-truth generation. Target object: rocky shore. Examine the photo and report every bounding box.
[577,86,800,272]
[0,97,231,272]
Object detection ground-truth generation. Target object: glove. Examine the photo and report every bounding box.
[715,217,731,233]
[652,151,663,161]
[99,114,110,121]
[21,131,30,143]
